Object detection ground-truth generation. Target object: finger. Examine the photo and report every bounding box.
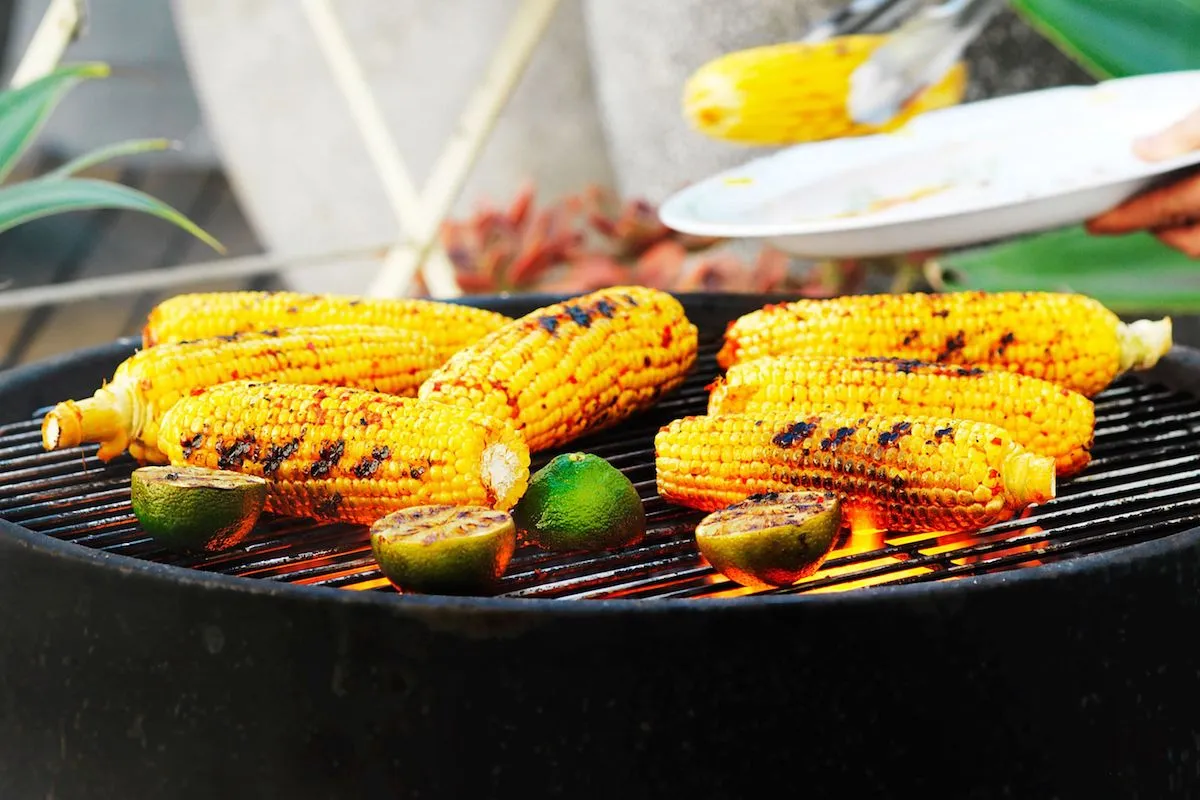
[1086,171,1200,234]
[1134,107,1200,162]
[1155,222,1200,258]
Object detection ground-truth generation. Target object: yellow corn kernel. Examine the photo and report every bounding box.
[41,326,443,464]
[717,291,1172,397]
[419,286,698,452]
[682,35,967,146]
[142,291,512,362]
[158,380,530,524]
[655,410,1056,534]
[708,355,1095,476]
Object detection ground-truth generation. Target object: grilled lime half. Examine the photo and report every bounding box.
[695,491,843,589]
[131,465,268,553]
[511,452,646,552]
[370,505,517,595]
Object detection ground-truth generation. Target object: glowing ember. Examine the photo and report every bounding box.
[345,576,393,592]
[844,507,886,553]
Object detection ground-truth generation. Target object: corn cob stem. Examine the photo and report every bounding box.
[1118,318,1173,372]
[42,385,135,463]
[708,355,1096,476]
[42,326,443,465]
[655,411,1056,534]
[158,381,530,524]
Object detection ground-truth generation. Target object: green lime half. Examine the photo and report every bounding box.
[695,491,843,589]
[370,505,517,595]
[131,465,268,553]
[511,452,646,552]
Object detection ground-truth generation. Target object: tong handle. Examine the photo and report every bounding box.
[801,0,925,42]
[847,0,1004,124]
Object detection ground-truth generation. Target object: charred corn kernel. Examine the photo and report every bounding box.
[655,410,1056,534]
[682,35,967,146]
[41,326,443,465]
[708,355,1095,476]
[717,291,1173,397]
[142,290,511,361]
[158,380,530,524]
[419,286,698,452]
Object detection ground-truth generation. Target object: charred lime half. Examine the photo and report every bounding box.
[695,491,842,589]
[131,465,268,553]
[370,505,517,595]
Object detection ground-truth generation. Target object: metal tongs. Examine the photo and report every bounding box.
[804,0,1006,126]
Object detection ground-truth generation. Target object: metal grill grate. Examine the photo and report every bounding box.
[4,341,1200,600]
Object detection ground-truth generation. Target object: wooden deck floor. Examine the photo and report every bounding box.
[0,158,267,369]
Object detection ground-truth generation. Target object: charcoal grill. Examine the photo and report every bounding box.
[2,292,1200,799]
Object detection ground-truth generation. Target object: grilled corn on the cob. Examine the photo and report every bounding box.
[682,35,967,146]
[419,286,698,452]
[158,381,530,524]
[708,355,1095,476]
[142,291,511,361]
[717,291,1172,397]
[655,410,1056,533]
[41,326,442,464]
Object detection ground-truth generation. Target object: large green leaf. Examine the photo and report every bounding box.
[0,177,224,253]
[936,226,1200,312]
[0,63,109,183]
[1011,0,1200,79]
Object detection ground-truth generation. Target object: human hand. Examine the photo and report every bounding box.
[1086,106,1200,256]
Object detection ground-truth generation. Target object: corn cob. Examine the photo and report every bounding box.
[708,355,1095,476]
[41,326,443,465]
[157,381,530,524]
[655,410,1056,533]
[141,291,512,361]
[419,286,698,452]
[717,291,1173,397]
[682,35,967,146]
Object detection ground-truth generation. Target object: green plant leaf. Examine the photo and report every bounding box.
[42,138,178,179]
[0,62,110,183]
[0,177,224,253]
[936,226,1200,313]
[1011,0,1200,79]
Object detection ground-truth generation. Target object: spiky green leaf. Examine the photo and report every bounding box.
[0,177,224,253]
[42,138,178,180]
[0,62,110,183]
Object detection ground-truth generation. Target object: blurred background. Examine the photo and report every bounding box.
[0,0,1129,367]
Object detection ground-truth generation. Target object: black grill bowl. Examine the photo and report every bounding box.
[2,293,1200,800]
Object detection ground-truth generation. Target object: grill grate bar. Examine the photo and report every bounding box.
[0,485,132,522]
